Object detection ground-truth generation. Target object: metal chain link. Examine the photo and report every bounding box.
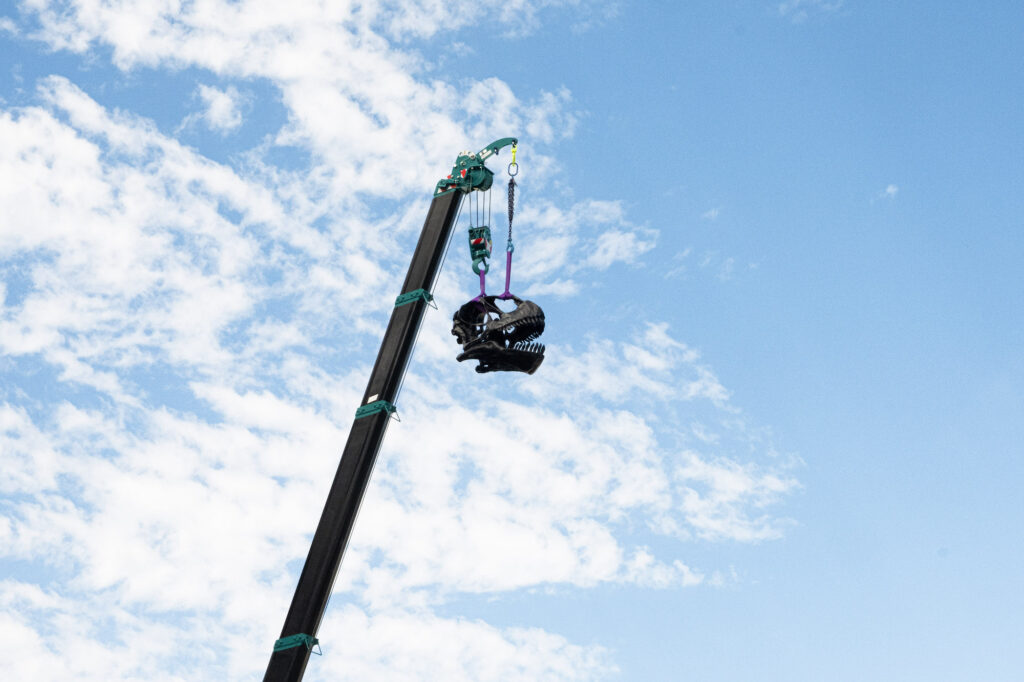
[507,176,515,244]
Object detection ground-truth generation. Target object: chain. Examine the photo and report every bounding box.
[507,144,518,249]
[507,176,515,245]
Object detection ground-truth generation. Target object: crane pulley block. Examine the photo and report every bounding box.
[468,226,493,274]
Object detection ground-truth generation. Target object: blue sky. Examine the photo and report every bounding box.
[1,1,1022,681]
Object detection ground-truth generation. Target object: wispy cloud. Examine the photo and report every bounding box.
[520,323,725,407]
[676,452,798,541]
[717,256,735,281]
[515,198,657,290]
[701,207,720,220]
[192,84,245,133]
[778,0,844,23]
[870,183,899,204]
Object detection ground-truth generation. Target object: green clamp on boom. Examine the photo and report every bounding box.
[274,633,322,655]
[435,137,518,196]
[394,288,434,308]
[355,400,397,419]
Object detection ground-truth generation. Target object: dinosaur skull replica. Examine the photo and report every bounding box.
[451,295,545,374]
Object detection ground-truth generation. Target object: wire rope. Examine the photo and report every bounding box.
[393,194,464,407]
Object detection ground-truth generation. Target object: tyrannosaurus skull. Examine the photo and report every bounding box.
[451,295,545,374]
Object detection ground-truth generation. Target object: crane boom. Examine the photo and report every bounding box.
[263,139,516,682]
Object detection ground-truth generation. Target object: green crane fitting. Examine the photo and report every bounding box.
[434,137,518,196]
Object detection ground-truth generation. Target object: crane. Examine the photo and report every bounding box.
[262,138,541,681]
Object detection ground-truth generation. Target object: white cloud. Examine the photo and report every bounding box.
[314,606,616,682]
[524,87,579,143]
[194,83,245,132]
[676,451,798,541]
[0,78,290,392]
[0,579,215,682]
[0,405,62,495]
[882,183,899,199]
[515,199,656,288]
[701,207,720,220]
[521,323,729,408]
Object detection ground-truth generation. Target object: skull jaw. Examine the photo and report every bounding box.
[456,340,545,375]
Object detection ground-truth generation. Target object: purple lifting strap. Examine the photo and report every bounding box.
[473,269,487,302]
[498,249,514,300]
[474,244,515,302]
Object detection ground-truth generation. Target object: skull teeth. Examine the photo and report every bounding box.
[500,316,545,343]
[511,341,545,354]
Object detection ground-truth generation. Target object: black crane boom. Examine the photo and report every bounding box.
[262,190,461,681]
[263,138,517,682]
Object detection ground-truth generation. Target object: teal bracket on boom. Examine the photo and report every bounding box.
[394,288,434,308]
[274,633,322,656]
[434,137,518,196]
[355,400,397,419]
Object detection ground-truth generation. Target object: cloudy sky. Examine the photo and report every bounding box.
[1,1,1022,681]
